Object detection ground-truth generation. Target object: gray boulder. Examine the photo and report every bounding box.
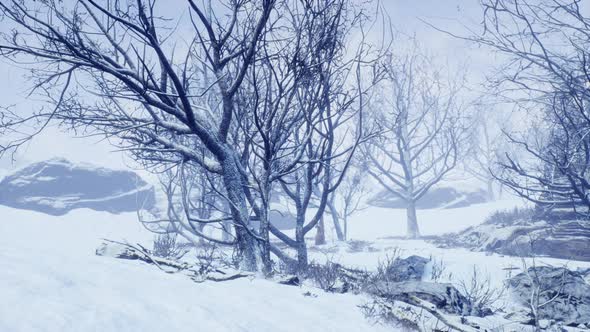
[0,158,155,215]
[385,255,429,282]
[507,266,590,326]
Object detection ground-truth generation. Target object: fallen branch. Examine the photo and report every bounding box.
[96,239,254,282]
[97,239,190,273]
[407,295,478,332]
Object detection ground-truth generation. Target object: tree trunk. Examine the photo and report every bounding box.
[220,199,233,242]
[486,179,495,201]
[258,206,272,275]
[315,215,326,245]
[328,201,345,241]
[295,212,308,271]
[343,215,348,241]
[406,200,420,239]
[221,153,260,272]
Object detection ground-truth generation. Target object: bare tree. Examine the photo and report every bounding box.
[363,45,464,238]
[324,164,370,241]
[0,0,280,272]
[0,0,382,274]
[263,0,381,271]
[463,106,511,201]
[139,164,235,248]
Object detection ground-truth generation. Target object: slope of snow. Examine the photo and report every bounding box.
[0,206,391,332]
[2,196,588,332]
[346,198,527,240]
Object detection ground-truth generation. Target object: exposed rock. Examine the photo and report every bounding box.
[368,186,488,210]
[366,281,472,315]
[538,319,551,329]
[507,266,590,326]
[277,275,300,286]
[0,158,155,215]
[386,255,429,282]
[432,210,590,261]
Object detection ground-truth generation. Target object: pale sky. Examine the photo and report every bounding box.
[0,0,488,172]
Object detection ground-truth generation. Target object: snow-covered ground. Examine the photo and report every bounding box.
[2,199,589,331]
[347,198,526,239]
[312,199,590,287]
[0,206,389,332]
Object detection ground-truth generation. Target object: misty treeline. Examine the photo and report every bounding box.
[468,0,590,215]
[0,0,588,273]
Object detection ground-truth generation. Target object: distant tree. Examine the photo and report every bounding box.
[363,45,464,238]
[463,106,511,201]
[324,164,370,241]
[312,163,370,243]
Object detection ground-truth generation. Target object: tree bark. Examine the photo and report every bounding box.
[343,215,348,241]
[406,200,420,239]
[221,153,260,272]
[295,212,308,271]
[315,215,326,245]
[328,201,345,241]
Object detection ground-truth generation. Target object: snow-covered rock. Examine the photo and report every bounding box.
[433,210,590,261]
[0,158,155,215]
[507,266,590,326]
[368,186,488,210]
[385,255,429,282]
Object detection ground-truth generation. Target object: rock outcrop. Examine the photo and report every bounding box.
[0,158,155,215]
[507,266,590,327]
[432,209,590,261]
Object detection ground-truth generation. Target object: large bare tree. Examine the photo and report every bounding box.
[0,0,278,272]
[363,46,463,239]
[0,0,377,273]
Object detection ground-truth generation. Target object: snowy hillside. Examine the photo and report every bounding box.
[3,198,589,331]
[0,206,390,332]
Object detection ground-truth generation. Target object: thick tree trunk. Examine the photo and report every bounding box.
[295,212,308,271]
[328,201,345,241]
[258,206,272,275]
[406,200,420,239]
[314,215,326,245]
[220,200,233,242]
[221,154,260,272]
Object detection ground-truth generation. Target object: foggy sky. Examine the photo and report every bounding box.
[0,0,487,171]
